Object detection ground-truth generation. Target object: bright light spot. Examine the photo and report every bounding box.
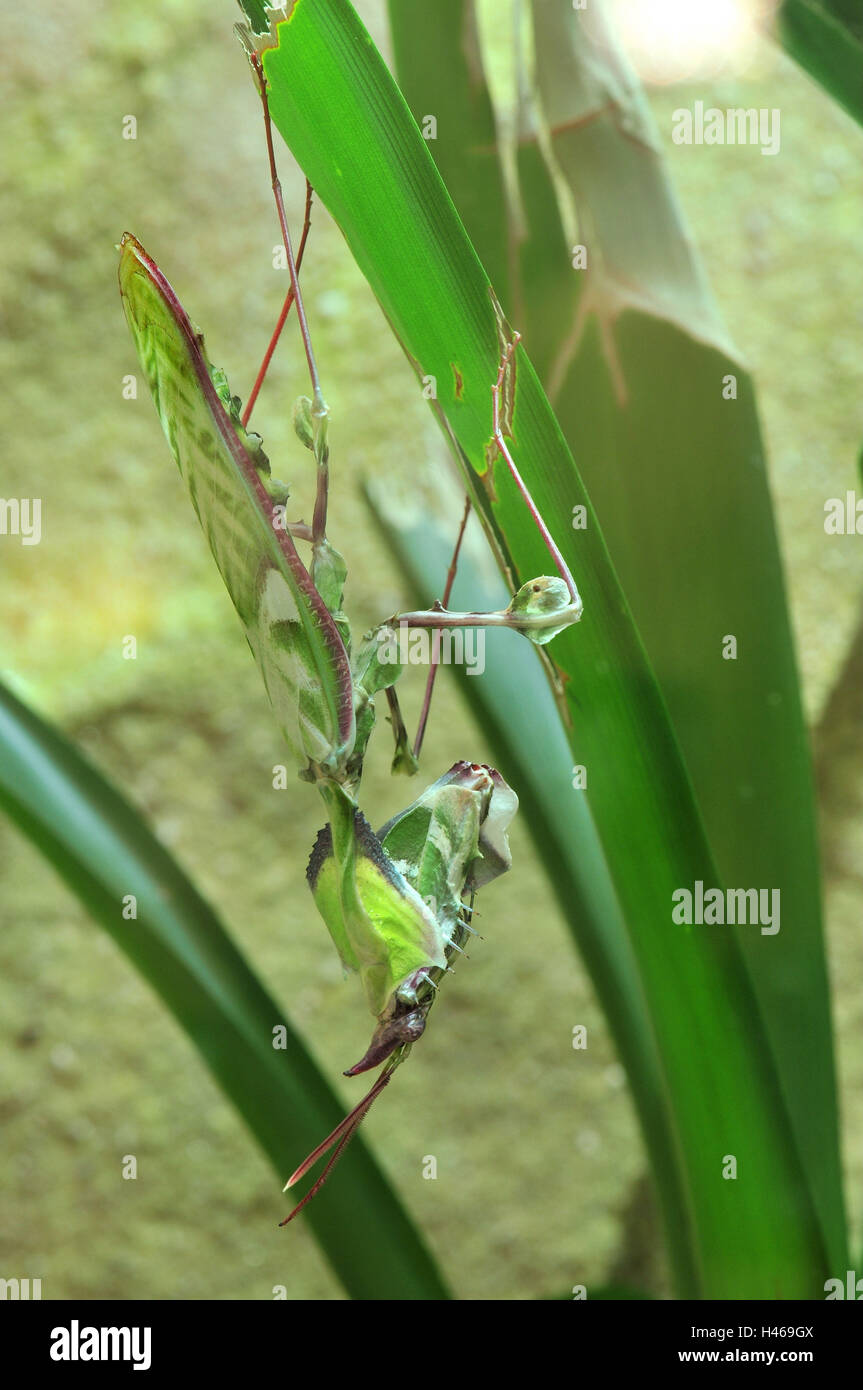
[604,0,777,83]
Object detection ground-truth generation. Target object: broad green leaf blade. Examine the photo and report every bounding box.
[778,0,863,126]
[527,0,845,1268]
[508,0,582,375]
[119,234,354,778]
[508,117,578,388]
[365,486,700,1294]
[0,679,449,1300]
[386,0,511,305]
[387,0,577,385]
[259,0,829,1296]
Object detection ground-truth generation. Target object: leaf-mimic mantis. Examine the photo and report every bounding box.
[118,16,582,1224]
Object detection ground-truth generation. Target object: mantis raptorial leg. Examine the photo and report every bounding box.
[119,22,583,1226]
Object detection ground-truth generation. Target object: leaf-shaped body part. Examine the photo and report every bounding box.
[345,623,405,776]
[309,766,518,1073]
[379,760,518,916]
[307,800,448,1023]
[118,234,354,777]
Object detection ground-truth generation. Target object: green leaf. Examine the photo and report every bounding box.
[391,0,846,1279]
[386,0,511,304]
[0,678,449,1300]
[778,0,863,126]
[260,0,829,1295]
[365,486,699,1294]
[238,0,273,36]
[524,0,845,1270]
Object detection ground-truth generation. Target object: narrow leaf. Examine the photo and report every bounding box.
[778,0,863,126]
[527,0,845,1267]
[257,0,829,1295]
[0,679,449,1300]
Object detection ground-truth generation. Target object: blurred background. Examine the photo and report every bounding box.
[0,0,861,1298]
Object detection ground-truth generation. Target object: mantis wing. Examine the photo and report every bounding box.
[118,233,354,777]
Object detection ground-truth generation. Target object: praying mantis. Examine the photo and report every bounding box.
[118,27,582,1224]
